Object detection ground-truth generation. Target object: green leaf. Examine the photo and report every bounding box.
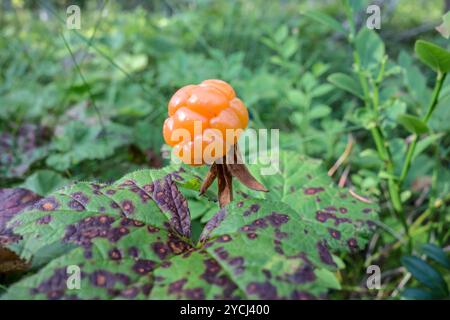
[327,73,364,99]
[398,51,431,107]
[309,105,331,119]
[301,72,317,92]
[315,268,341,290]
[413,133,443,160]
[281,38,299,59]
[226,151,379,252]
[0,124,49,179]
[21,170,68,196]
[2,153,378,300]
[402,288,437,300]
[397,114,429,134]
[382,99,407,130]
[117,54,148,73]
[274,25,288,43]
[303,10,345,34]
[401,256,448,296]
[378,171,398,181]
[353,108,377,130]
[355,29,385,71]
[46,121,132,171]
[348,0,369,12]
[435,165,450,201]
[311,84,334,98]
[420,244,450,269]
[287,90,307,108]
[0,188,42,248]
[415,40,450,73]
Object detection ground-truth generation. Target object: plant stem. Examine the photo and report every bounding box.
[424,72,447,122]
[344,1,410,246]
[398,72,447,186]
[355,53,405,217]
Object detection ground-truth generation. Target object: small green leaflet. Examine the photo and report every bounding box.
[327,73,364,99]
[414,40,450,74]
[21,170,69,196]
[397,114,429,135]
[1,153,378,300]
[0,124,49,179]
[46,121,132,171]
[302,10,346,34]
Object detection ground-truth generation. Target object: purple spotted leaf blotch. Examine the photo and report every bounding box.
[1,153,378,300]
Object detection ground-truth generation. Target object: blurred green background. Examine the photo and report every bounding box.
[1,0,448,187]
[1,0,449,300]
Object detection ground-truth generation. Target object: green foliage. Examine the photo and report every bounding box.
[327,73,364,99]
[421,244,450,269]
[21,170,68,196]
[401,254,449,299]
[396,114,429,135]
[355,29,386,74]
[46,121,132,171]
[1,154,377,299]
[302,10,345,34]
[0,0,449,301]
[415,40,450,73]
[0,125,49,180]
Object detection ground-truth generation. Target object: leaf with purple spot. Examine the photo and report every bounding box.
[0,124,50,179]
[2,152,378,300]
[229,151,379,251]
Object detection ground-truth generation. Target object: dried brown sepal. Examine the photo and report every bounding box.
[226,143,268,192]
[199,162,218,195]
[199,144,268,208]
[226,163,268,192]
[217,161,233,208]
[0,247,30,274]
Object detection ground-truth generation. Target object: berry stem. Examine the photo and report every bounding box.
[199,144,268,208]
